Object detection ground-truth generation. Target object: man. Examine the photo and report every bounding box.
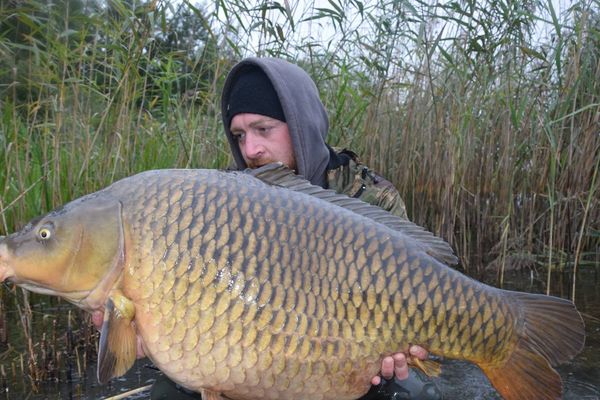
[220,57,441,400]
[222,59,408,220]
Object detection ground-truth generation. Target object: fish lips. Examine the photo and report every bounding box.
[0,240,15,283]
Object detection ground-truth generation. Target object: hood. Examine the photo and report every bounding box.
[221,57,330,187]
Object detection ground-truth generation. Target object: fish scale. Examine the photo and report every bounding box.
[0,166,585,400]
[122,170,513,394]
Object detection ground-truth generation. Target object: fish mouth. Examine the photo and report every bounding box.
[0,241,15,284]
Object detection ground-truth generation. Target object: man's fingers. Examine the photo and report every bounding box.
[371,355,395,385]
[409,345,429,360]
[371,348,428,386]
[380,355,395,380]
[371,375,382,385]
[91,310,104,330]
[392,353,409,380]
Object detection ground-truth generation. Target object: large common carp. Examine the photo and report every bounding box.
[0,164,584,400]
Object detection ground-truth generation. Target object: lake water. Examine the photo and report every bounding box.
[430,268,600,400]
[0,269,598,399]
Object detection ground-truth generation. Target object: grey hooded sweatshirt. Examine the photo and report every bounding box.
[221,57,330,187]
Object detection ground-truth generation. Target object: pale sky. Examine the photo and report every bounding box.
[208,0,575,57]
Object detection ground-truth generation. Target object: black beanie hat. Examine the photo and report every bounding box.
[225,66,286,127]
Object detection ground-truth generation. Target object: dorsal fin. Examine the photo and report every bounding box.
[242,163,458,266]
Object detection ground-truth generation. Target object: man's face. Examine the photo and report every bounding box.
[230,113,296,170]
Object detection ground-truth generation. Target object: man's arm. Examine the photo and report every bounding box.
[326,150,408,220]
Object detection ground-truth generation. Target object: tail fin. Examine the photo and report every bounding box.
[479,292,585,400]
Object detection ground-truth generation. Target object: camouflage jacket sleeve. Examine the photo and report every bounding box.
[326,149,408,219]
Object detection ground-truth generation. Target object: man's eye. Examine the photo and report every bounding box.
[233,133,245,141]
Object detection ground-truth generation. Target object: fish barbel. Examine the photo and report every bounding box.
[0,164,584,400]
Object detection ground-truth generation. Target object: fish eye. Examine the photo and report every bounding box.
[38,227,52,240]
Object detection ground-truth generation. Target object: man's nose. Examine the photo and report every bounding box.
[242,134,265,159]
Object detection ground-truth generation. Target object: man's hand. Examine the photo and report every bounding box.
[91,310,147,359]
[91,310,104,330]
[371,346,428,385]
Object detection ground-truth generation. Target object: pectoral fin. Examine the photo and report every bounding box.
[409,356,442,377]
[200,389,227,400]
[97,293,137,383]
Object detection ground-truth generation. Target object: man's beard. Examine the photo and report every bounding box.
[247,159,276,169]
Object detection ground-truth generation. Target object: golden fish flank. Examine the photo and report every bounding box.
[0,164,585,400]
